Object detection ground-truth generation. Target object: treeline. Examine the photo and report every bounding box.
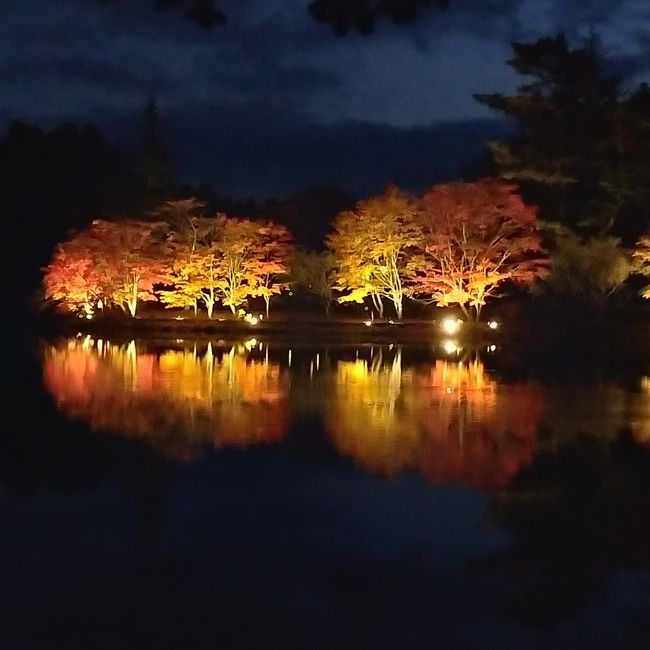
[17,32,650,321]
[41,177,650,322]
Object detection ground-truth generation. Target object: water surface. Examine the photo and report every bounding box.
[1,335,649,649]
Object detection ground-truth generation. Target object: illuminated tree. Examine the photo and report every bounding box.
[155,198,209,316]
[633,233,650,299]
[248,222,293,319]
[327,186,419,319]
[213,216,288,315]
[87,219,169,317]
[411,178,548,320]
[43,237,103,315]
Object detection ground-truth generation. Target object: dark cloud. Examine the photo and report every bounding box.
[163,103,506,197]
[1,0,649,197]
[0,54,144,91]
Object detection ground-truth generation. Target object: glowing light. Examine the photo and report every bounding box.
[489,344,497,352]
[364,320,373,327]
[388,319,395,325]
[175,316,185,321]
[244,338,258,351]
[243,313,259,326]
[487,320,499,330]
[85,314,93,320]
[441,318,462,335]
[442,340,459,355]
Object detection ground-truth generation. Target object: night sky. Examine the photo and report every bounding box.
[2,0,649,198]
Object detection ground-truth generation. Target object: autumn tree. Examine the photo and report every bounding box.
[633,233,650,299]
[43,235,103,315]
[248,222,293,319]
[327,186,419,319]
[213,216,289,315]
[411,178,548,320]
[154,198,208,315]
[290,249,336,316]
[87,219,169,317]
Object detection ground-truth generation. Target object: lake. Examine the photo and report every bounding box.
[1,332,650,649]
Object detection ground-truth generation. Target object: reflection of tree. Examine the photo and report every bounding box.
[631,376,650,444]
[327,350,543,488]
[42,338,289,459]
[328,350,421,477]
[485,431,650,627]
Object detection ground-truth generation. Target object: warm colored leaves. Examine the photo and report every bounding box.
[327,185,419,319]
[410,178,549,319]
[633,233,650,299]
[43,219,168,317]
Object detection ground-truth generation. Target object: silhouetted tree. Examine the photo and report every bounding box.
[1,120,124,317]
[476,34,650,239]
[98,0,449,32]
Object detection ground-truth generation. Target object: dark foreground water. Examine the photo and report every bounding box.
[2,333,650,649]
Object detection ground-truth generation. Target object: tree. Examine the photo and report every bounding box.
[213,217,287,315]
[633,233,650,299]
[132,99,175,209]
[307,0,449,35]
[42,239,103,315]
[87,219,169,317]
[154,198,208,315]
[411,178,548,320]
[540,225,632,305]
[99,0,449,32]
[327,186,419,319]
[248,222,293,319]
[475,34,650,238]
[290,249,336,316]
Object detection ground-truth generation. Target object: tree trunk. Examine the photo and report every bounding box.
[393,295,403,320]
[206,301,214,319]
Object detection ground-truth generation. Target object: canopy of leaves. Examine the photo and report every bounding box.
[475,34,650,238]
[633,233,650,299]
[327,186,420,318]
[539,225,632,304]
[411,178,548,319]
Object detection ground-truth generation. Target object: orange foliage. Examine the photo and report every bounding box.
[42,338,289,459]
[412,178,549,319]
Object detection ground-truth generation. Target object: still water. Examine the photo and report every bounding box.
[2,335,650,649]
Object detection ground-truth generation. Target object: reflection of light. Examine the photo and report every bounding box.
[244,338,258,351]
[442,340,459,355]
[441,318,461,335]
[445,386,453,394]
[364,320,372,327]
[175,316,184,320]
[176,338,184,344]
[487,320,499,330]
